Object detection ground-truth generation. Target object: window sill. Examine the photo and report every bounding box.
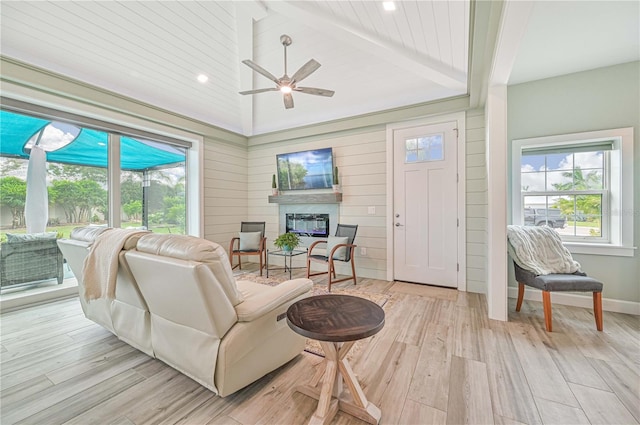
[564,242,636,257]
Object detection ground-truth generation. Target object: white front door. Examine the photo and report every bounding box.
[393,121,458,287]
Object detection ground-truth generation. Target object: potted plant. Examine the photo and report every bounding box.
[271,174,278,196]
[332,166,341,193]
[274,232,301,252]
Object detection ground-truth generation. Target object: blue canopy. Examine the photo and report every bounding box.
[0,110,185,171]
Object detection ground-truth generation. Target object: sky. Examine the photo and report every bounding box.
[24,122,79,152]
[521,151,603,192]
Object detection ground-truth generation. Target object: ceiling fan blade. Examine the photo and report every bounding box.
[242,60,279,84]
[239,88,278,95]
[283,93,294,109]
[295,87,335,97]
[291,59,321,84]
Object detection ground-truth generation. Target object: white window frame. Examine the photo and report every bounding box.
[512,127,635,257]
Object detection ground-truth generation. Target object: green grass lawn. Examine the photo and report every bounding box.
[1,222,182,241]
[566,221,601,228]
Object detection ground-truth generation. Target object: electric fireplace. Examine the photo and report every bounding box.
[286,213,330,238]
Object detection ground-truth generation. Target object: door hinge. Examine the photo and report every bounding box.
[457,173,459,183]
[457,263,460,272]
[457,218,459,227]
[454,128,459,138]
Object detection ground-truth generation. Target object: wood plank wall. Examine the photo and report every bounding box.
[202,139,249,246]
[247,127,388,280]
[465,109,488,293]
[202,108,488,292]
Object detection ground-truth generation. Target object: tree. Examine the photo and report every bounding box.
[121,173,142,206]
[123,200,142,221]
[148,180,172,212]
[552,168,602,222]
[552,168,602,192]
[48,163,107,183]
[76,179,107,222]
[163,196,185,233]
[49,180,82,223]
[0,176,27,228]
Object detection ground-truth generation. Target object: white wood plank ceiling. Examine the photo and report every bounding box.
[0,1,469,136]
[3,1,638,136]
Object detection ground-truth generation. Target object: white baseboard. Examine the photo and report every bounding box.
[0,285,78,313]
[508,286,640,316]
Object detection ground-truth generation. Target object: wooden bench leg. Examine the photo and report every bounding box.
[542,291,552,332]
[516,282,525,312]
[593,292,603,331]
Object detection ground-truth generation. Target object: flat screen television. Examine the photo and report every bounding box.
[277,147,334,190]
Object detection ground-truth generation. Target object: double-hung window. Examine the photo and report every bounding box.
[512,128,634,257]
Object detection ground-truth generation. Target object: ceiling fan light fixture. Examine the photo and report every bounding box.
[239,34,334,109]
[383,1,396,11]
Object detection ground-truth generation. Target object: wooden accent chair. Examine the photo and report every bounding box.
[306,224,358,292]
[513,262,603,332]
[229,222,267,276]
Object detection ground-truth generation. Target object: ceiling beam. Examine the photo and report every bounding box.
[235,2,268,136]
[266,1,467,92]
[467,0,504,108]
[490,0,535,85]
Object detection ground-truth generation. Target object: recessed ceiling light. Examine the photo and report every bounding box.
[383,1,396,11]
[197,74,208,83]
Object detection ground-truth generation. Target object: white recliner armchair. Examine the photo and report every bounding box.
[57,226,154,356]
[124,233,313,396]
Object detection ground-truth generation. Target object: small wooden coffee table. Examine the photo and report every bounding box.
[286,294,385,425]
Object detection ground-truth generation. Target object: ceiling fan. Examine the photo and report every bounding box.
[239,34,335,109]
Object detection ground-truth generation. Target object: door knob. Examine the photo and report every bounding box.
[395,223,403,227]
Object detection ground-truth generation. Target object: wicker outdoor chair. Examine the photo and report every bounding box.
[0,235,64,290]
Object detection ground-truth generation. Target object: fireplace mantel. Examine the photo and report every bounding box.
[268,193,342,204]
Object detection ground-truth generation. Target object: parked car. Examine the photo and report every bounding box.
[524,208,566,228]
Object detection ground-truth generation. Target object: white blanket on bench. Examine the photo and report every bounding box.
[506,225,580,275]
[83,228,149,300]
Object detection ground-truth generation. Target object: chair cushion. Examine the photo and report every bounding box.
[239,232,261,251]
[326,236,349,261]
[515,265,603,293]
[70,226,111,243]
[5,232,57,243]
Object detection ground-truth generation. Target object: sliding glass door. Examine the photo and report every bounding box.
[0,109,189,295]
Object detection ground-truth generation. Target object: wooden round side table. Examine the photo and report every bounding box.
[286,294,385,425]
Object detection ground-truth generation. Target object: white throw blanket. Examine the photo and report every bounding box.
[83,228,149,300]
[506,225,580,275]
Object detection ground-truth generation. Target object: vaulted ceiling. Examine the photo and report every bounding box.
[1,1,638,137]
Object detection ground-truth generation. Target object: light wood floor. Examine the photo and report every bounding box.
[1,269,638,425]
